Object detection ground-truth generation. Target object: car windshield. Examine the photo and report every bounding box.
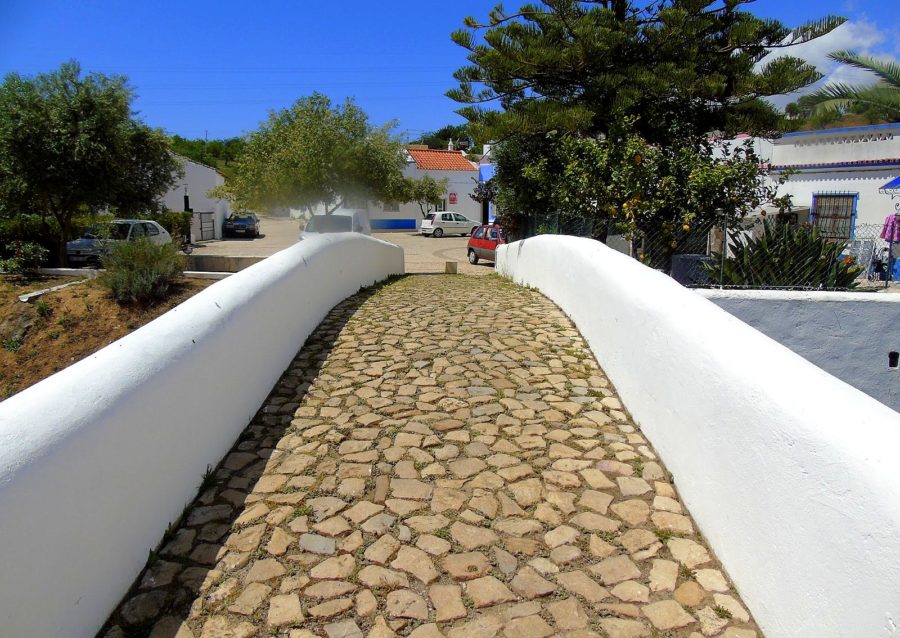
[305,215,352,233]
[232,215,255,223]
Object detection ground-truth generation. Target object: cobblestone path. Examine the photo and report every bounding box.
[102,275,760,638]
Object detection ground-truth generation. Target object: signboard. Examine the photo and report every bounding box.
[449,192,458,205]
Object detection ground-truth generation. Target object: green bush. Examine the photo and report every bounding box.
[709,221,861,289]
[99,239,186,304]
[0,240,49,276]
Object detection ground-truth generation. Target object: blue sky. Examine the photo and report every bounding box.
[0,1,896,140]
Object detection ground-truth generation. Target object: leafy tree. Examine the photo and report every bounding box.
[170,135,246,178]
[448,1,842,242]
[215,93,407,216]
[790,50,900,121]
[450,1,844,144]
[411,124,473,150]
[397,174,448,217]
[0,61,181,263]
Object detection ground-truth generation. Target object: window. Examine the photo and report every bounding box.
[453,214,468,222]
[441,213,453,222]
[812,193,856,240]
[144,223,160,236]
[382,201,400,212]
[473,227,485,239]
[487,228,498,240]
[435,199,447,212]
[129,223,146,239]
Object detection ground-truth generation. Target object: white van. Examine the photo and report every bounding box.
[301,210,372,238]
[420,211,481,237]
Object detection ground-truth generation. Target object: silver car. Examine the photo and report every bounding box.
[66,219,172,267]
[420,211,480,238]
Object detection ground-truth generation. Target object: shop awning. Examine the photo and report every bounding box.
[880,175,900,195]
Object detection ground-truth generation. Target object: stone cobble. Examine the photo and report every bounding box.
[101,274,760,638]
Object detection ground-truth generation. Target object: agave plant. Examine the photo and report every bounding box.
[708,222,861,289]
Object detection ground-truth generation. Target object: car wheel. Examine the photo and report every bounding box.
[468,249,479,265]
[433,228,444,238]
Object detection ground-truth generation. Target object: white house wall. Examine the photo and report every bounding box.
[161,158,231,239]
[776,167,900,227]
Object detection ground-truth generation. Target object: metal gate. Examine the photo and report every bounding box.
[198,212,215,240]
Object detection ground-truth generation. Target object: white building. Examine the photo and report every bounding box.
[160,156,231,240]
[751,123,900,239]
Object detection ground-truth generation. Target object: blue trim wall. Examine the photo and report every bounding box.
[782,122,900,138]
[371,218,417,231]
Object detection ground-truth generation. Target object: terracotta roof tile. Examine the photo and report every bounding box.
[407,148,477,171]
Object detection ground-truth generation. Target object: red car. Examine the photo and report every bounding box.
[467,224,506,264]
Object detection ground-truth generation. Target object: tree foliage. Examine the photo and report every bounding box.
[0,61,180,261]
[396,174,448,217]
[411,124,473,150]
[169,135,246,178]
[789,50,900,121]
[450,1,844,144]
[214,94,407,215]
[447,1,842,242]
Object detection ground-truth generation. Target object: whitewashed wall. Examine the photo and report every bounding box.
[775,167,899,227]
[0,234,403,638]
[698,289,900,412]
[161,158,231,239]
[496,235,900,638]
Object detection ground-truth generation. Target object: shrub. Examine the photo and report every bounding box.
[0,241,49,276]
[709,221,861,289]
[99,239,185,304]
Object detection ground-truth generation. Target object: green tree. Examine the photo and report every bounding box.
[448,1,841,241]
[793,50,900,121]
[397,174,449,217]
[450,1,844,144]
[214,93,407,216]
[0,61,180,263]
[170,135,247,178]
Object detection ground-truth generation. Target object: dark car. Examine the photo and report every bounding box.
[467,224,506,264]
[223,214,260,238]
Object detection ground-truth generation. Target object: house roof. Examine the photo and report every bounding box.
[407,148,477,171]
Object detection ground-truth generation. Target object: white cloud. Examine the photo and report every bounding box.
[761,19,891,109]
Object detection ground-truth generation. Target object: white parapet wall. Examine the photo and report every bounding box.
[496,235,900,638]
[697,288,900,412]
[0,233,403,638]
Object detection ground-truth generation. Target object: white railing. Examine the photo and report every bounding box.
[0,233,403,638]
[497,235,900,638]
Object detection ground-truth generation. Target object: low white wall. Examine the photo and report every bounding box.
[0,234,403,638]
[497,236,900,638]
[698,289,900,412]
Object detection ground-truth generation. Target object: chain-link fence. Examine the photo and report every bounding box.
[627,220,894,291]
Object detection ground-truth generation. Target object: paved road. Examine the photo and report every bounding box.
[101,275,759,638]
[194,217,494,275]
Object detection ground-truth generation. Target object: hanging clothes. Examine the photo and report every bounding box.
[881,214,900,243]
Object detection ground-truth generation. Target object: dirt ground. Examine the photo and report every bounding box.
[0,275,213,401]
[194,216,496,275]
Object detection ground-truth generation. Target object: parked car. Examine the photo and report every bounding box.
[223,213,260,238]
[467,224,506,264]
[66,219,171,267]
[301,210,372,238]
[420,211,480,238]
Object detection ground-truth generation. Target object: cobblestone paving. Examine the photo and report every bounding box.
[102,275,760,638]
